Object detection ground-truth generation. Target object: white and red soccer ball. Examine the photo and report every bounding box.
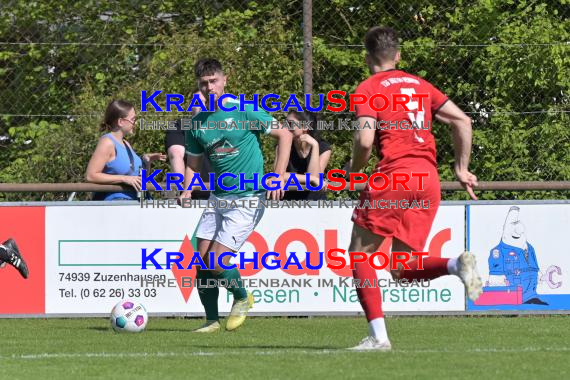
[110,299,148,333]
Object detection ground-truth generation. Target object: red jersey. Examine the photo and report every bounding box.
[354,69,448,170]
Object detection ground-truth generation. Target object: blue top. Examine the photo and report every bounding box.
[488,241,539,276]
[93,133,143,201]
[488,241,540,302]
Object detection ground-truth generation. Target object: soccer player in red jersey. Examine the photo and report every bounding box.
[347,26,483,350]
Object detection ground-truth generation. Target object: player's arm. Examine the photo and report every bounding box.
[166,120,186,174]
[435,101,478,200]
[349,117,376,173]
[268,126,293,200]
[179,153,202,200]
[179,131,204,201]
[167,145,186,174]
[248,104,293,200]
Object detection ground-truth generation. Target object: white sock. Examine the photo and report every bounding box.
[368,318,389,342]
[447,257,459,276]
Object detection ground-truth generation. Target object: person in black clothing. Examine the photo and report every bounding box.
[280,110,331,200]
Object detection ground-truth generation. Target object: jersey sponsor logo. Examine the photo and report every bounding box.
[208,138,238,159]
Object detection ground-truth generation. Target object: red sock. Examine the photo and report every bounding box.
[399,257,450,281]
[352,262,383,321]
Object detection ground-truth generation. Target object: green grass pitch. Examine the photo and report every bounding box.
[0,316,568,379]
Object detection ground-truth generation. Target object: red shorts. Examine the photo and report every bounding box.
[351,159,441,251]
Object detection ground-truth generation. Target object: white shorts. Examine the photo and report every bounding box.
[195,193,265,251]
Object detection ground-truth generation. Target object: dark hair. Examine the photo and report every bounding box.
[288,110,322,141]
[187,87,200,98]
[364,26,400,63]
[100,99,134,132]
[194,58,223,78]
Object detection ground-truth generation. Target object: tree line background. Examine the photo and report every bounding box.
[0,0,568,201]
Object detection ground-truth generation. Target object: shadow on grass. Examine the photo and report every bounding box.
[88,327,113,332]
[184,344,337,350]
[85,327,337,349]
[88,327,194,333]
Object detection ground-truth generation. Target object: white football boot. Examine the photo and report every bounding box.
[348,336,392,351]
[458,251,483,301]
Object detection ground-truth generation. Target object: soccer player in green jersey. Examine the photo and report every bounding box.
[180,58,292,332]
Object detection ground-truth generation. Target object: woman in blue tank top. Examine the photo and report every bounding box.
[86,99,165,200]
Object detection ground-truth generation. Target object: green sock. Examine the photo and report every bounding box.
[214,268,247,301]
[196,269,219,321]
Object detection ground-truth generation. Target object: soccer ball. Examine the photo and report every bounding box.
[110,299,148,333]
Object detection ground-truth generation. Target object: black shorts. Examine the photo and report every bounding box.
[165,120,185,152]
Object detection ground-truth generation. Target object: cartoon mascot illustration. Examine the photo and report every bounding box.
[487,206,548,305]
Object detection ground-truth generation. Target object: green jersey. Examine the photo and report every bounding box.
[185,98,276,197]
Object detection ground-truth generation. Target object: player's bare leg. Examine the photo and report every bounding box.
[208,240,254,332]
[192,238,221,333]
[392,238,483,301]
[347,224,392,351]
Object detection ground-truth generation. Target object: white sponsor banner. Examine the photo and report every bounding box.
[45,204,465,315]
[468,204,570,311]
